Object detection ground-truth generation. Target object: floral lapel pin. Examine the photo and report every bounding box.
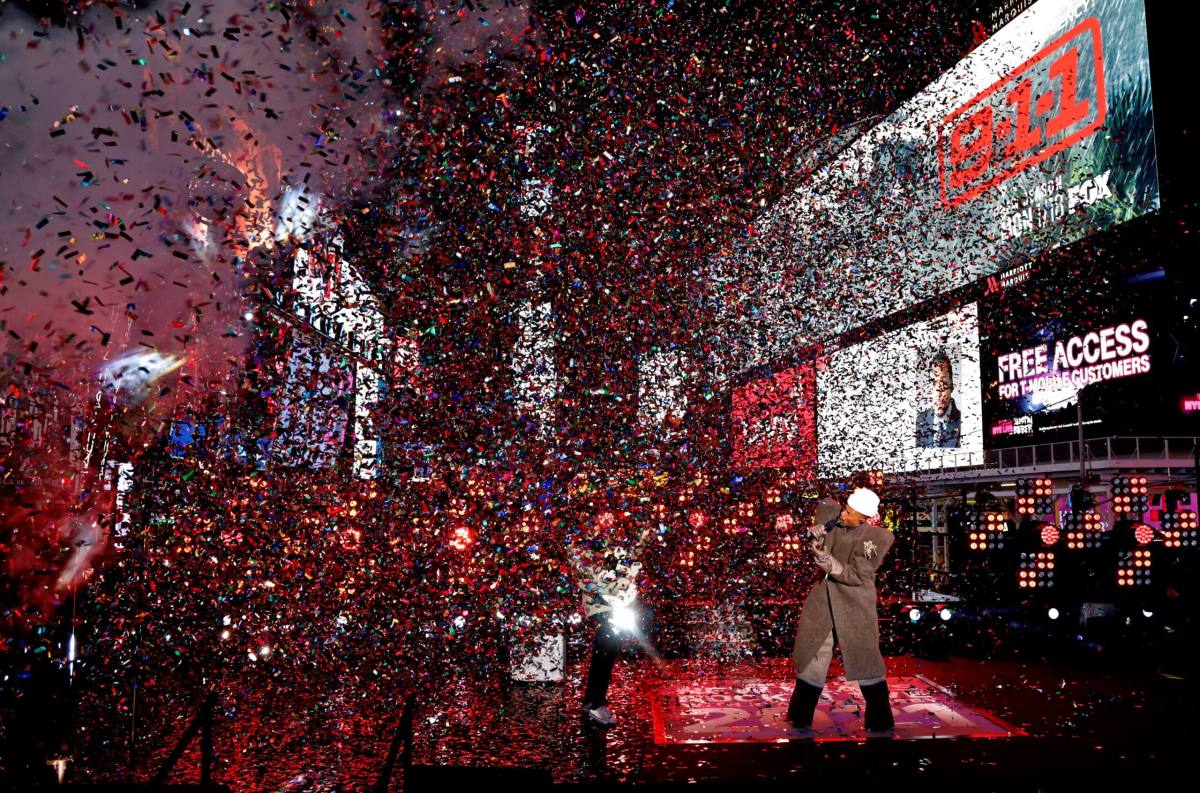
[863,540,878,560]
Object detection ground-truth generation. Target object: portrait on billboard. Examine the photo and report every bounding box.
[818,303,983,477]
[915,349,963,449]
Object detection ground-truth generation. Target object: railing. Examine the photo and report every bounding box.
[904,436,1200,476]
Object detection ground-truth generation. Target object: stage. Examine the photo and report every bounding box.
[403,654,1188,789]
[31,636,1195,791]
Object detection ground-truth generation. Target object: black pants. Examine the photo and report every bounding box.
[582,614,621,708]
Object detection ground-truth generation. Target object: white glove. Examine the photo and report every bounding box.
[814,550,845,576]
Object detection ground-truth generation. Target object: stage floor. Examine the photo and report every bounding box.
[650,674,1022,743]
[411,654,1187,787]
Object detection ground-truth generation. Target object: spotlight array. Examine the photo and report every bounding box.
[968,511,1009,551]
[1116,549,1152,587]
[1062,510,1103,550]
[1160,510,1199,549]
[1111,475,1149,515]
[1016,477,1054,516]
[1017,551,1055,589]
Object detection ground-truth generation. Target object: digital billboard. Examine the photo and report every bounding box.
[731,363,817,475]
[710,0,1158,373]
[817,304,983,477]
[981,257,1200,445]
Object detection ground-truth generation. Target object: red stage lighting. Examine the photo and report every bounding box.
[721,516,748,535]
[765,534,803,567]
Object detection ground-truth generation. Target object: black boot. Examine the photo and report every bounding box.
[786,679,823,729]
[860,680,894,733]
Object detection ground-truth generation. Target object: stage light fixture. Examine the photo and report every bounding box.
[1016,477,1054,515]
[1116,549,1152,587]
[721,516,748,536]
[765,534,803,567]
[1062,510,1103,550]
[909,608,923,623]
[1070,485,1097,512]
[1048,608,1060,620]
[940,608,953,622]
[1017,551,1055,589]
[1037,521,1060,547]
[968,510,1009,551]
[610,604,639,633]
[1111,475,1150,515]
[1160,510,1199,549]
[448,525,475,551]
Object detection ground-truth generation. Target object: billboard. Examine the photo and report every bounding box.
[817,304,983,476]
[276,334,354,469]
[711,0,1158,372]
[981,258,1200,445]
[731,363,817,474]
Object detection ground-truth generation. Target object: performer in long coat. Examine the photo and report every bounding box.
[788,488,896,733]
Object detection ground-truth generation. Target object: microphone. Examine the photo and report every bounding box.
[812,498,840,533]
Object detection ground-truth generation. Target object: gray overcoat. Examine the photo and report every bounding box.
[791,520,895,681]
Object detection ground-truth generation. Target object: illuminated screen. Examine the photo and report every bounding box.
[276,334,353,469]
[710,0,1158,370]
[981,257,1200,445]
[818,304,983,476]
[731,363,817,475]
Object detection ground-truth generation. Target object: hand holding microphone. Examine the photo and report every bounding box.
[810,497,840,538]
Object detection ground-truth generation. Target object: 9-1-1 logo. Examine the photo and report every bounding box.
[938,18,1106,208]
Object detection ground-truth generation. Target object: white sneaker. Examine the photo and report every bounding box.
[584,705,617,726]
